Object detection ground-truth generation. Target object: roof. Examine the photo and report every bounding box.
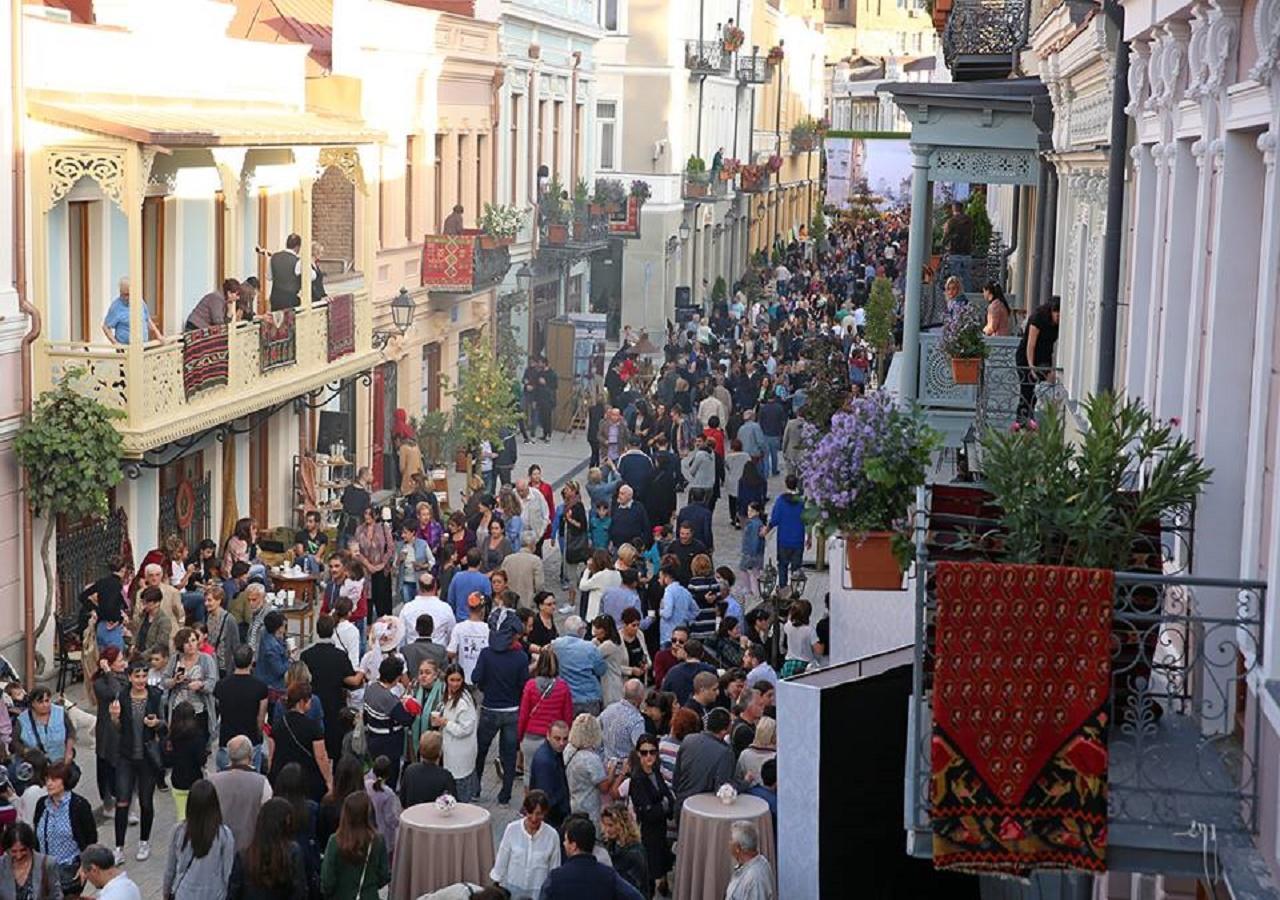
[229,0,334,73]
[28,99,382,146]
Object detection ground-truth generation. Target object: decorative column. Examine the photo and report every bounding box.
[460,132,478,227]
[211,148,247,288]
[124,143,146,431]
[900,143,931,403]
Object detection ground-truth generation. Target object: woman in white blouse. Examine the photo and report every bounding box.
[577,550,621,621]
[490,790,559,899]
[430,663,479,802]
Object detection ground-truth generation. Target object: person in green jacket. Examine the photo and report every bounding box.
[319,793,390,900]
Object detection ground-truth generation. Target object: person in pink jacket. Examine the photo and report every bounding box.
[518,647,575,766]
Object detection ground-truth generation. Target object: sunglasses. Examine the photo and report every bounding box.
[638,748,658,757]
[671,639,686,646]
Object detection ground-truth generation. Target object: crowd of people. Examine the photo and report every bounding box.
[6,209,942,900]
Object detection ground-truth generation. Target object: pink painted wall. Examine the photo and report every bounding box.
[1249,687,1280,888]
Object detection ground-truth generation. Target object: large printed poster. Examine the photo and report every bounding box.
[827,135,914,207]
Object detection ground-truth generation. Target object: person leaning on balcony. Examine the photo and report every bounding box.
[311,242,328,305]
[185,279,241,332]
[443,205,465,235]
[103,276,163,345]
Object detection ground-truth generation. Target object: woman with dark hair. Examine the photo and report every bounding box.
[352,506,394,620]
[591,616,625,707]
[0,821,61,900]
[90,647,127,819]
[163,627,218,743]
[489,790,558,899]
[478,519,512,575]
[229,798,307,900]
[640,691,673,737]
[110,660,163,863]
[163,701,207,821]
[253,612,290,698]
[705,615,745,670]
[222,518,260,577]
[273,763,320,895]
[161,780,235,900]
[527,592,559,653]
[16,689,74,768]
[319,793,389,900]
[626,734,674,895]
[269,685,331,803]
[982,280,1012,337]
[316,756,365,853]
[33,762,96,895]
[430,664,478,802]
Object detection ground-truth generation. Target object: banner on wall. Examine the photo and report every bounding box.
[827,136,915,207]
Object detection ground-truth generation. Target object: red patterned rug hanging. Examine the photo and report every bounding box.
[327,293,355,362]
[931,561,1112,876]
[182,324,229,399]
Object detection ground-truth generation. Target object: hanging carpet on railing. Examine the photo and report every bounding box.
[260,309,297,372]
[327,293,355,362]
[182,324,229,399]
[931,562,1111,876]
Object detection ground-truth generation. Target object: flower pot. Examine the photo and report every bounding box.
[479,234,511,250]
[546,223,569,244]
[844,532,904,590]
[573,221,587,241]
[454,449,471,474]
[950,357,981,385]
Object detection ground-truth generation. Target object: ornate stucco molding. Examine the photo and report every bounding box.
[44,148,127,213]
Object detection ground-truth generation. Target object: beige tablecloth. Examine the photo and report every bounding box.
[389,802,494,900]
[673,793,775,900]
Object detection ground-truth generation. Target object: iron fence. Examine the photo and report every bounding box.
[941,0,1029,69]
[684,40,733,76]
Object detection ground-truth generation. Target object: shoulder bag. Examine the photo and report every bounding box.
[25,710,80,790]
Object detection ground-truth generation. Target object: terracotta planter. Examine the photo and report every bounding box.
[844,532,904,590]
[454,449,471,474]
[573,220,587,241]
[478,234,503,250]
[546,223,569,244]
[950,357,981,385]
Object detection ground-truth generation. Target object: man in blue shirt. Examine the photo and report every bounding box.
[549,616,608,716]
[766,474,807,589]
[600,568,641,628]
[102,277,162,345]
[445,548,492,621]
[657,564,698,647]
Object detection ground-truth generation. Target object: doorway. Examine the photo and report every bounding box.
[422,342,442,413]
[372,362,398,491]
[249,420,270,528]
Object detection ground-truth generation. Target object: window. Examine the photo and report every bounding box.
[143,196,166,333]
[600,0,618,30]
[597,101,617,171]
[405,135,416,244]
[378,147,388,246]
[573,103,583,186]
[510,93,522,204]
[434,134,444,232]
[476,134,485,215]
[553,101,563,178]
[537,100,546,172]
[68,200,91,342]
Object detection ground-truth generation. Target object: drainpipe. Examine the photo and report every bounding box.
[569,53,580,186]
[1029,160,1049,304]
[1096,0,1129,392]
[1037,163,1059,309]
[11,0,41,684]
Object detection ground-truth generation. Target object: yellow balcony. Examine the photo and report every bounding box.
[40,292,377,458]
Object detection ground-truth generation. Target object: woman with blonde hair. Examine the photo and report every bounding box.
[564,713,625,828]
[600,803,650,897]
[735,716,777,786]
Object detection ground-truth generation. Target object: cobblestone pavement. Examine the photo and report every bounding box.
[60,429,816,897]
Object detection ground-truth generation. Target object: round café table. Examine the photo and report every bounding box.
[673,793,775,900]
[389,802,494,900]
[270,571,317,645]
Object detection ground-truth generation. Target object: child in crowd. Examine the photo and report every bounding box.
[740,501,766,600]
[590,501,612,550]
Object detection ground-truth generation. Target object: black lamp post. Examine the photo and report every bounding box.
[372,287,415,349]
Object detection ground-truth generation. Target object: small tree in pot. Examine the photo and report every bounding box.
[939,300,987,384]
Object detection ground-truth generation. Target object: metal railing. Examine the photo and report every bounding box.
[906,491,1264,848]
[684,40,733,76]
[737,54,774,84]
[681,172,728,202]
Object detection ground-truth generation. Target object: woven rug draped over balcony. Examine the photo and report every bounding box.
[181,325,229,399]
[931,562,1111,876]
[326,293,355,362]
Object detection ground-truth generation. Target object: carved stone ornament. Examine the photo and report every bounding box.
[1126,40,1151,115]
[45,149,127,212]
[317,148,364,189]
[1201,0,1241,96]
[1251,0,1280,83]
[1187,2,1211,98]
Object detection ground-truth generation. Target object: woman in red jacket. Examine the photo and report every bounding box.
[517,647,574,767]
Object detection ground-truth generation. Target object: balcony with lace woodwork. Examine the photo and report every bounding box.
[419,231,514,295]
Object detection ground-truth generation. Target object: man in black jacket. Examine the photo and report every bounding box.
[542,816,644,899]
[608,485,651,549]
[398,732,458,808]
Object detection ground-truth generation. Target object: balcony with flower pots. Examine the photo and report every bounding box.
[684,39,733,77]
[737,50,775,85]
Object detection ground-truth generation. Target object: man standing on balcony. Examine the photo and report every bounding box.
[443,204,466,235]
[266,233,303,311]
[103,277,162,345]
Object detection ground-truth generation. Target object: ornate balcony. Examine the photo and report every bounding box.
[738,164,771,193]
[903,485,1264,876]
[607,196,644,239]
[941,0,1028,81]
[681,172,728,203]
[539,211,611,258]
[684,40,733,77]
[737,54,774,85]
[43,291,377,458]
[420,232,513,293]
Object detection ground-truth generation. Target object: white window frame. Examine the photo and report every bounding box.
[596,98,620,172]
[598,0,625,32]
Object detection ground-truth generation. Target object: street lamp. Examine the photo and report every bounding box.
[515,261,534,295]
[372,287,415,349]
[678,220,691,242]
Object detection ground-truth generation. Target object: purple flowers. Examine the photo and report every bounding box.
[940,300,988,360]
[799,392,939,533]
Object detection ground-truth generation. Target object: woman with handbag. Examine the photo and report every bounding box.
[516,648,573,767]
[559,483,590,611]
[0,822,62,900]
[16,690,75,769]
[109,660,163,864]
[32,762,96,896]
[319,792,389,900]
[161,780,235,900]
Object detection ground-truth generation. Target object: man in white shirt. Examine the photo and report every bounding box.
[515,479,549,548]
[725,821,775,900]
[447,592,491,683]
[79,845,142,900]
[400,573,454,646]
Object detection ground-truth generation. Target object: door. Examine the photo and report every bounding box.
[371,363,398,491]
[249,420,270,528]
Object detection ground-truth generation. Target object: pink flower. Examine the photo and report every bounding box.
[1010,422,1022,433]
[1169,416,1182,427]
[1026,419,1039,431]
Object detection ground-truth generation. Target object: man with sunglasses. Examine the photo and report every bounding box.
[652,626,690,689]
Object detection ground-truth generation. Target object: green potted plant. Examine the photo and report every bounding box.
[684,156,709,198]
[594,178,626,213]
[573,178,591,240]
[939,299,988,384]
[542,176,569,244]
[414,408,456,467]
[479,203,526,248]
[629,180,651,203]
[451,336,521,465]
[800,391,939,589]
[966,190,993,258]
